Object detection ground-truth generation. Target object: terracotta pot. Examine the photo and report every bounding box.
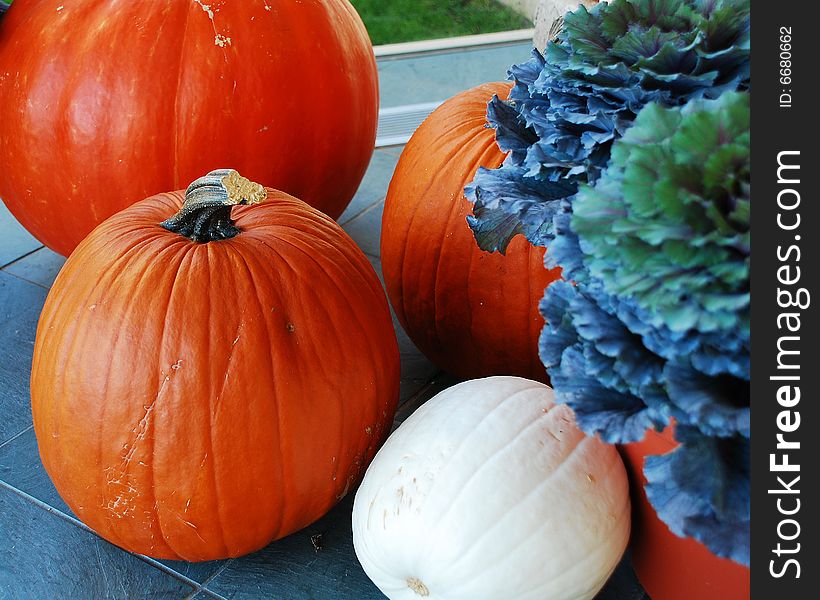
[620,428,750,599]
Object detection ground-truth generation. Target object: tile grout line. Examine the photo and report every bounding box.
[340,197,384,228]
[0,481,94,533]
[197,560,233,598]
[0,480,206,593]
[338,194,386,227]
[201,559,232,586]
[0,424,34,452]
[0,267,51,290]
[0,244,44,270]
[183,583,228,600]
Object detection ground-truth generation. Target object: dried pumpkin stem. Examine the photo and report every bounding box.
[161,169,266,243]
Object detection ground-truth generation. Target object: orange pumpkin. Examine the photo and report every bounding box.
[380,83,561,382]
[30,170,400,561]
[0,0,378,256]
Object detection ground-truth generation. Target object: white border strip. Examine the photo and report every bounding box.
[375,134,416,148]
[373,28,535,58]
[375,101,444,148]
[377,101,444,117]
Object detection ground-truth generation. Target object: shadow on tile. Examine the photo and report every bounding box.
[597,554,650,600]
[394,372,461,426]
[204,495,384,600]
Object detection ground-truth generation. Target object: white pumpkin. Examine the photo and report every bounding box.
[352,376,630,600]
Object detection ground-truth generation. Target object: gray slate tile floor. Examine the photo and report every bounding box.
[0,42,648,600]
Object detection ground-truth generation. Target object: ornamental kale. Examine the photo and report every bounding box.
[540,93,750,564]
[572,93,750,362]
[466,0,750,253]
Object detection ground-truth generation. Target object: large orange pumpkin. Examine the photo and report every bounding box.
[30,170,400,561]
[380,82,561,381]
[0,0,378,256]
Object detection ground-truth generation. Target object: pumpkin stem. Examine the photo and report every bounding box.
[161,169,266,243]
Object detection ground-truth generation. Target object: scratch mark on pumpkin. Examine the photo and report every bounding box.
[177,514,206,542]
[104,469,140,518]
[217,324,244,405]
[105,361,180,518]
[193,0,214,20]
[121,398,157,468]
[192,0,232,54]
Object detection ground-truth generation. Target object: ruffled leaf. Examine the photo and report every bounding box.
[487,96,537,164]
[664,362,750,438]
[539,281,672,443]
[467,0,749,249]
[572,93,750,339]
[466,164,577,252]
[644,427,750,565]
